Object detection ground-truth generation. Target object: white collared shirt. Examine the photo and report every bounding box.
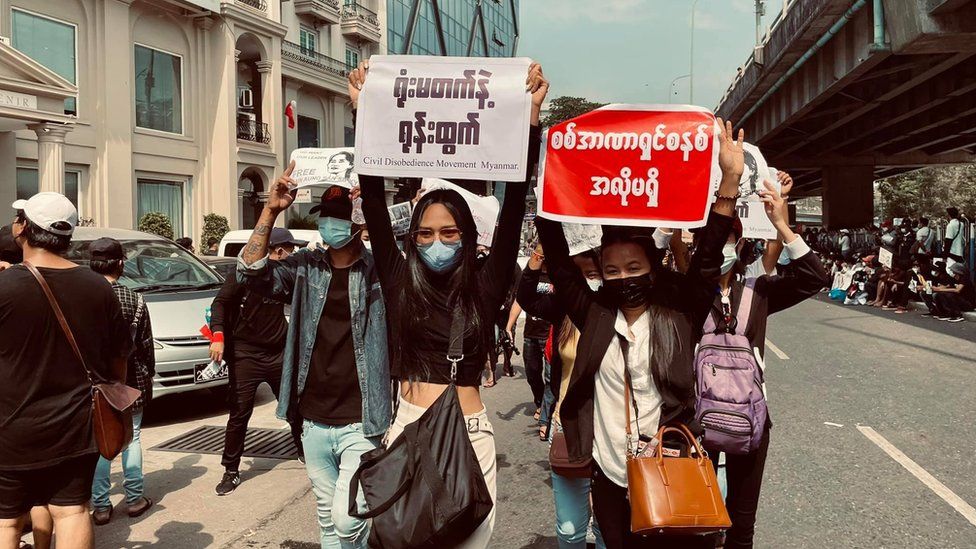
[592,310,663,488]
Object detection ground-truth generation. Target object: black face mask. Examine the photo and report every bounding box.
[603,274,652,308]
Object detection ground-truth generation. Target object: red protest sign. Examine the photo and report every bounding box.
[537,105,720,228]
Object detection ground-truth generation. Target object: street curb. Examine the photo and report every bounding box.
[908,301,976,321]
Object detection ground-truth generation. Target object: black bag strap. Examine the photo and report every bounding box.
[447,306,465,383]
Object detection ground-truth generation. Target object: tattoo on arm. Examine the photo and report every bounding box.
[241,211,276,265]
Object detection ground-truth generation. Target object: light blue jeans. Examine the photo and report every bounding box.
[91,409,144,508]
[302,420,380,549]
[551,472,605,549]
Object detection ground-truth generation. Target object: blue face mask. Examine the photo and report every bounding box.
[318,217,356,249]
[418,240,463,273]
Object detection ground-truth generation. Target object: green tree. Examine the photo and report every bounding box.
[138,212,174,240]
[202,213,231,247]
[287,214,318,230]
[877,165,976,221]
[541,96,607,128]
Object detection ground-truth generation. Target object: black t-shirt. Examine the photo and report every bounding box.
[299,267,362,425]
[0,265,130,470]
[523,274,554,341]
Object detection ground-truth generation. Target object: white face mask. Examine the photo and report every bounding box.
[586,278,602,292]
[720,243,738,275]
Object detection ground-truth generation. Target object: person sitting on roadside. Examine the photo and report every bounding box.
[924,263,975,322]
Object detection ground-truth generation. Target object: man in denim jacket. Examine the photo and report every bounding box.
[237,168,390,549]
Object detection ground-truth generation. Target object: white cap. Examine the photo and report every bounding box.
[12,192,78,236]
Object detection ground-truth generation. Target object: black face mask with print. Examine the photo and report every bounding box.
[603,274,653,309]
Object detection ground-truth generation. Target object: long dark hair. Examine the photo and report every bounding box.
[395,189,491,380]
[599,228,683,386]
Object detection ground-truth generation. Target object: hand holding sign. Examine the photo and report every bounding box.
[758,180,787,228]
[267,160,297,214]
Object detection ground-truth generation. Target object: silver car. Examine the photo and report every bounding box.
[66,228,227,399]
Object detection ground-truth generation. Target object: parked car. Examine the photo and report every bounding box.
[66,228,227,399]
[217,229,321,257]
[200,255,237,280]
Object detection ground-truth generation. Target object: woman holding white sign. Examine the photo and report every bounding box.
[350,61,549,548]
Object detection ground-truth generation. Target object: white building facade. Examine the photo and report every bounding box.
[0,0,384,242]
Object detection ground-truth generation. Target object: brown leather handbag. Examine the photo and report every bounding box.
[624,375,731,536]
[25,262,140,460]
[548,430,591,478]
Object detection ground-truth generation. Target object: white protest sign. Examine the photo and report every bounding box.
[295,188,313,204]
[289,147,358,189]
[355,55,533,181]
[420,178,500,246]
[388,201,414,237]
[563,223,603,256]
[735,144,780,240]
[879,247,893,268]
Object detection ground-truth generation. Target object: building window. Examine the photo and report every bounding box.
[15,168,80,210]
[138,179,184,238]
[11,9,77,115]
[299,26,317,53]
[134,44,183,134]
[298,116,320,148]
[346,48,359,69]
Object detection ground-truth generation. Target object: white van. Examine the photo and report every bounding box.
[217,229,322,257]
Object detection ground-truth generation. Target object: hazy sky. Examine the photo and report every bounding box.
[519,0,787,111]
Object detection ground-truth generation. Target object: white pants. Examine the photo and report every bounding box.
[386,394,496,549]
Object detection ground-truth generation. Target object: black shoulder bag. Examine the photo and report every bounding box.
[348,308,493,548]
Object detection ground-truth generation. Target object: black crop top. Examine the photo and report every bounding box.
[359,124,542,386]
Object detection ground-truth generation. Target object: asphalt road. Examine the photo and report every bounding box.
[79,297,976,548]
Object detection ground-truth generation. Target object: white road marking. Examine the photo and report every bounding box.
[858,425,976,528]
[765,338,789,360]
[823,422,844,428]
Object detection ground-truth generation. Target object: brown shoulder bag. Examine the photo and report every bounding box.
[624,371,731,536]
[24,262,141,460]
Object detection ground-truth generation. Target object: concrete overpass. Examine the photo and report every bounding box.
[715,0,976,228]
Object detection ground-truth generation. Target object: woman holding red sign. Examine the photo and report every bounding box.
[534,120,746,548]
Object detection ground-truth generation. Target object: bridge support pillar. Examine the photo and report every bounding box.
[822,165,875,229]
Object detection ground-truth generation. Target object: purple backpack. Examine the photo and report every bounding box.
[694,279,767,455]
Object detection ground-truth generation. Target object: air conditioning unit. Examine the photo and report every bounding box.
[238,88,253,109]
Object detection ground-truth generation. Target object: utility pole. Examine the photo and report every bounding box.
[755,0,766,45]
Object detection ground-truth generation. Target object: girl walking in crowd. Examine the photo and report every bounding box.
[534,120,745,548]
[348,60,549,547]
[700,179,829,548]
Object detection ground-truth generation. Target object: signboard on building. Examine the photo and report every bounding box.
[0,90,37,110]
[354,55,533,182]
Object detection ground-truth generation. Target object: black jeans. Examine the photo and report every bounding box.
[523,337,547,408]
[221,347,303,471]
[492,321,514,377]
[934,292,975,317]
[707,424,772,549]
[591,465,716,549]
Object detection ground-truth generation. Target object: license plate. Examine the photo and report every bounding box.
[194,361,228,384]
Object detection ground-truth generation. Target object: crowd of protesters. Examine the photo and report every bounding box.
[3,53,965,549]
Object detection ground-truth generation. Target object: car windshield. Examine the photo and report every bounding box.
[66,239,222,292]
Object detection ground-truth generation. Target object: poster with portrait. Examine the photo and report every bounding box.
[289,147,358,189]
[388,201,414,237]
[354,55,533,181]
[736,145,780,240]
[563,223,603,256]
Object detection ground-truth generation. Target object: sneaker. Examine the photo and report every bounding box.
[935,316,949,321]
[946,316,965,323]
[215,471,240,496]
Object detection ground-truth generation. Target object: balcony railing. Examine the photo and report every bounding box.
[235,0,267,12]
[342,2,379,27]
[237,114,271,144]
[281,41,352,78]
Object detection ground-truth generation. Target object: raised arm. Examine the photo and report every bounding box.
[481,63,548,303]
[516,247,565,325]
[535,218,595,330]
[757,180,831,314]
[357,175,406,293]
